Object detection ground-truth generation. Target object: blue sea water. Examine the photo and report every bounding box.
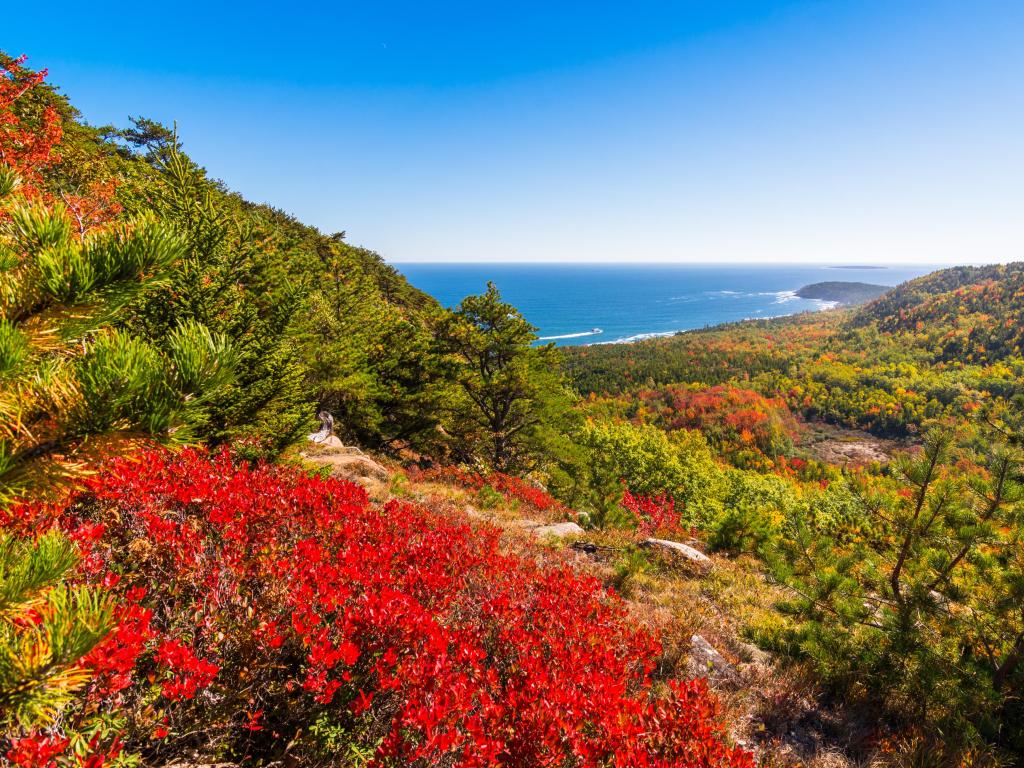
[392,263,939,346]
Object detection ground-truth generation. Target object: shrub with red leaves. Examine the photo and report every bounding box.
[406,464,571,516]
[636,384,799,465]
[0,54,62,199]
[3,449,752,767]
[621,487,692,539]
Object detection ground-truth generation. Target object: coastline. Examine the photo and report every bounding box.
[585,297,842,346]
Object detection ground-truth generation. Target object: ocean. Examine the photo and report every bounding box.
[392,263,939,346]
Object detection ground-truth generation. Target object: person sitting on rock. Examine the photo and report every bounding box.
[309,410,335,444]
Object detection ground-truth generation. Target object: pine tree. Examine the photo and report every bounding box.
[439,282,573,473]
[773,425,1024,742]
[0,165,233,503]
[123,139,310,459]
[1,63,234,734]
[301,239,449,451]
[0,531,114,730]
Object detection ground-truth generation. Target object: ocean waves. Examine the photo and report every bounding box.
[606,329,684,344]
[600,293,833,345]
[702,289,798,304]
[537,328,604,341]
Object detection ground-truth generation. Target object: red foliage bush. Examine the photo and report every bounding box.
[621,488,691,539]
[406,464,571,515]
[0,54,62,199]
[4,449,752,767]
[637,384,799,463]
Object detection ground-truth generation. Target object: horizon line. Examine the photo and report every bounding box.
[384,259,987,267]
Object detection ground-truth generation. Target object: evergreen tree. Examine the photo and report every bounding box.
[439,282,572,473]
[123,142,309,458]
[0,165,233,503]
[0,531,114,730]
[773,426,1024,744]
[301,239,449,451]
[0,154,230,732]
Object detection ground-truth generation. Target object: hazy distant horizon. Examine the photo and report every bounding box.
[383,259,1005,267]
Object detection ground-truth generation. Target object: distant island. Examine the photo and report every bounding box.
[796,281,891,305]
[826,265,888,270]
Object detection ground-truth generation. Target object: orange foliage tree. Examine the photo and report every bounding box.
[0,54,62,199]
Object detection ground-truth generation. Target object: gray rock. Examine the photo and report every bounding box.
[329,455,389,483]
[531,521,585,538]
[688,634,737,683]
[307,433,345,448]
[641,537,712,566]
[734,640,772,666]
[303,450,390,493]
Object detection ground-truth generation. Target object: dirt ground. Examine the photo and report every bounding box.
[799,421,911,467]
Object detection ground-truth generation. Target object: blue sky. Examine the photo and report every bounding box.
[5,1,1023,263]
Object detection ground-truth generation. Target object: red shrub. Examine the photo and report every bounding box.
[621,488,690,539]
[406,464,571,516]
[4,448,751,767]
[637,384,799,462]
[0,54,62,199]
[487,471,565,512]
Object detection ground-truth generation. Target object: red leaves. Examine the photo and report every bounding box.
[59,178,124,236]
[488,472,565,512]
[407,465,571,515]
[621,487,689,538]
[4,447,750,766]
[637,384,799,463]
[0,55,62,199]
[84,600,153,695]
[6,735,70,768]
[154,639,220,700]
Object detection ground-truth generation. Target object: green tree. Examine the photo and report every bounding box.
[773,427,1024,746]
[123,143,308,458]
[117,115,180,164]
[439,282,572,473]
[301,240,449,451]
[710,469,800,553]
[578,420,725,527]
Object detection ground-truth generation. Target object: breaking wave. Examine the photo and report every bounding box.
[537,328,604,340]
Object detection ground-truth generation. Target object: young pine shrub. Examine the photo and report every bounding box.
[772,427,1024,755]
[0,165,234,503]
[0,532,115,732]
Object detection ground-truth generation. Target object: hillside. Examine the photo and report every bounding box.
[855,261,1024,324]
[854,261,1024,362]
[561,262,1024,763]
[4,55,457,460]
[565,261,1024,436]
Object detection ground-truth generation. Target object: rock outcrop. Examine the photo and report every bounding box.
[531,521,585,539]
[640,537,712,567]
[301,443,390,496]
[688,634,738,685]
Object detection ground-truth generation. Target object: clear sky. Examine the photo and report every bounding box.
[5,1,1023,264]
